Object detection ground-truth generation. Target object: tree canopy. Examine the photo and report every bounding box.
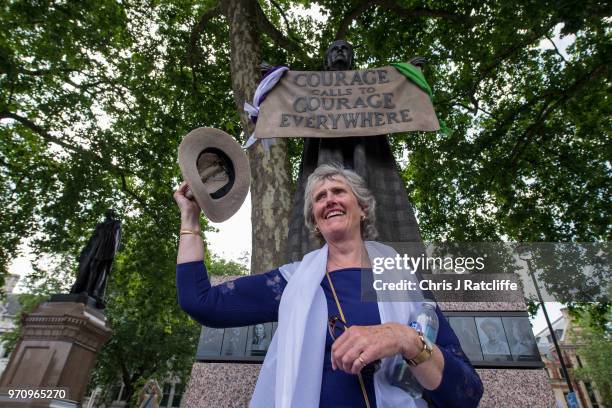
[1,0,609,404]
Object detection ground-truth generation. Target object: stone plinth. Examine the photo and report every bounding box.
[0,301,112,407]
[477,368,556,407]
[183,278,557,407]
[185,363,260,408]
[184,364,556,408]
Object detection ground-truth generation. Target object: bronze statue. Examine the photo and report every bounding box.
[285,40,424,262]
[324,40,354,71]
[70,209,121,307]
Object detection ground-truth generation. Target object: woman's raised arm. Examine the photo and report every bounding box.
[174,181,205,263]
[173,181,287,328]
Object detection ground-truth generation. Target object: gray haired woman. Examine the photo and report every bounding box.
[174,164,482,407]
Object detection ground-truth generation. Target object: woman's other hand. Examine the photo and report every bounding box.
[174,181,201,229]
[331,322,444,390]
[330,323,421,374]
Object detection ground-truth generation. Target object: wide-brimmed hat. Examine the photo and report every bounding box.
[178,127,250,222]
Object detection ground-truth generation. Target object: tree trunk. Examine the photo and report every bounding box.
[220,0,292,274]
[120,364,134,405]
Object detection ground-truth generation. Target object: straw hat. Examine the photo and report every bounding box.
[178,127,250,222]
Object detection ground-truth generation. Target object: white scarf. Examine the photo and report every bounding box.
[250,241,427,408]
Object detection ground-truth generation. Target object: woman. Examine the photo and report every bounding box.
[175,164,483,407]
[138,379,161,408]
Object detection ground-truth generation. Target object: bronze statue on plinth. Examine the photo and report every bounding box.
[69,209,122,308]
[1,211,116,403]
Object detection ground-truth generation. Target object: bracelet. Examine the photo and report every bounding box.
[404,331,433,367]
[180,229,202,236]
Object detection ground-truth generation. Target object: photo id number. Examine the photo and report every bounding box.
[7,388,67,399]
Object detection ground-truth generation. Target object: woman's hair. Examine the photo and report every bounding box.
[303,163,377,240]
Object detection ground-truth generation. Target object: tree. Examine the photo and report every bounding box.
[1,0,609,404]
[0,0,240,402]
[3,1,609,274]
[216,0,294,274]
[568,306,611,407]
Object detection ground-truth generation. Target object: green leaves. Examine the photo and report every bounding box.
[0,0,226,401]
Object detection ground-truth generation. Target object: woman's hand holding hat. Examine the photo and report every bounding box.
[174,181,201,228]
[175,180,205,263]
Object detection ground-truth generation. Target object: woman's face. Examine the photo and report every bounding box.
[312,176,365,243]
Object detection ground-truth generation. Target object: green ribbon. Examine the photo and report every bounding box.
[390,62,449,135]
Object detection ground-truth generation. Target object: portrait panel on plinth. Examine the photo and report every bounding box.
[502,317,539,361]
[221,327,248,357]
[449,317,484,361]
[246,323,274,357]
[196,327,224,358]
[475,317,512,361]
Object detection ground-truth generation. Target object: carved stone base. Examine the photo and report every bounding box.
[182,284,556,407]
[49,293,99,309]
[0,301,112,406]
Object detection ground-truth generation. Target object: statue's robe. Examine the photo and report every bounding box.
[285,135,424,262]
[71,218,121,298]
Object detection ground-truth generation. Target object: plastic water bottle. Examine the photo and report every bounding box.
[388,302,439,398]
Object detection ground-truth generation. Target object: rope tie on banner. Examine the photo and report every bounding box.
[390,62,449,136]
[243,66,290,149]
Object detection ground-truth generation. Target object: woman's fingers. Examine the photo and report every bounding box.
[174,182,202,228]
[350,349,374,374]
[174,182,199,208]
[173,182,186,201]
[174,181,189,198]
[338,342,362,372]
[332,328,353,371]
[342,343,369,374]
[332,326,369,372]
[331,324,402,374]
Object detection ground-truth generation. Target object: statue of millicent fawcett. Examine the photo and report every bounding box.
[285,40,424,262]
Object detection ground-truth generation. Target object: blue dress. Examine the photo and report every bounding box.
[177,261,483,407]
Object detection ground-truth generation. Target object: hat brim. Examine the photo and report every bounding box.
[178,127,250,223]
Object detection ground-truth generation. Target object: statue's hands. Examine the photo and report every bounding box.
[331,323,420,375]
[174,181,201,229]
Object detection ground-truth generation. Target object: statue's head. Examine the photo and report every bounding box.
[324,40,354,71]
[105,209,116,219]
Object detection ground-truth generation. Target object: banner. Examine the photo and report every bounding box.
[254,65,439,139]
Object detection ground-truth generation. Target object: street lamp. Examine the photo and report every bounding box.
[518,245,574,394]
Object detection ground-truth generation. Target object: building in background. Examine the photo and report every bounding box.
[0,274,21,376]
[535,308,604,408]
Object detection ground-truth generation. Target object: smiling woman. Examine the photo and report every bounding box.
[304,164,377,244]
[174,163,483,407]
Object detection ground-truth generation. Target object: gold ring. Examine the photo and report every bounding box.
[357,355,366,366]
